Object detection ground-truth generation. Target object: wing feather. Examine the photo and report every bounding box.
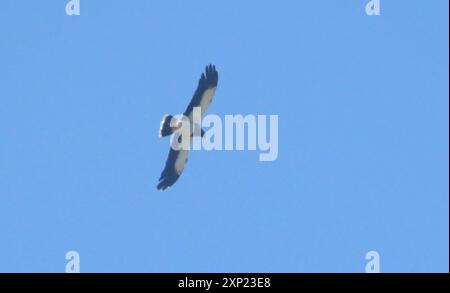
[183,64,219,119]
[157,146,190,191]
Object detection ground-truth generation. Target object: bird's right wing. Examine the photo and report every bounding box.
[157,147,190,191]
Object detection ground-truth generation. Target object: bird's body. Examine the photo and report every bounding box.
[157,65,219,191]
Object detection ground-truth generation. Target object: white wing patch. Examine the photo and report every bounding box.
[188,87,217,122]
[200,87,216,114]
[174,149,189,175]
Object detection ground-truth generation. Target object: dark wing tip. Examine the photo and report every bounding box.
[156,179,169,191]
[204,64,218,87]
[157,174,176,191]
[156,159,181,191]
[157,173,174,190]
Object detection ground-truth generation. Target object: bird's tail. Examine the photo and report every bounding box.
[159,114,174,137]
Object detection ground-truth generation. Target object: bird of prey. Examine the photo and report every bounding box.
[157,65,219,190]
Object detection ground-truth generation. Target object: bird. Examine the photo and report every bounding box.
[157,64,219,191]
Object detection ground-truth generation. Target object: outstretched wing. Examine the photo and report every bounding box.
[157,147,190,191]
[183,64,219,120]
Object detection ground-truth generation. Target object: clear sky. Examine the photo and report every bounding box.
[0,1,448,273]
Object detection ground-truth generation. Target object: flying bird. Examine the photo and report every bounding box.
[157,65,219,190]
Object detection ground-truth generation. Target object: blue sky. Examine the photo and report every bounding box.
[0,0,448,272]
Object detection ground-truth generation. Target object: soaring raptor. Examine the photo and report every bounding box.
[157,65,219,190]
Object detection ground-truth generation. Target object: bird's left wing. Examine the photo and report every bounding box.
[183,64,219,120]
